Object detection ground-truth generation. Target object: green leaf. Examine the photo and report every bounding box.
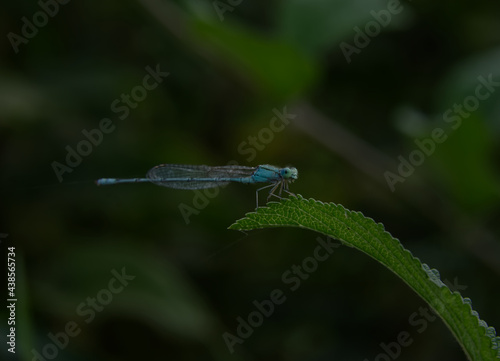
[429,114,500,211]
[275,0,412,56]
[190,19,317,100]
[229,195,500,361]
[436,48,500,126]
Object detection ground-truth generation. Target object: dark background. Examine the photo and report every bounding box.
[1,0,500,360]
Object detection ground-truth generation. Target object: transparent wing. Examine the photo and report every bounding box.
[146,164,257,189]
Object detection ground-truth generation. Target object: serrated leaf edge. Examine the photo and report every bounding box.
[229,195,500,359]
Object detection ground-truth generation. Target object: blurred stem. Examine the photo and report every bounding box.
[292,102,395,183]
[137,0,188,42]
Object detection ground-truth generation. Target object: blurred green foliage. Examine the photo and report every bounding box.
[1,0,499,360]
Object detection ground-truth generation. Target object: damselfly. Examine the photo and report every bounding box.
[96,164,298,208]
